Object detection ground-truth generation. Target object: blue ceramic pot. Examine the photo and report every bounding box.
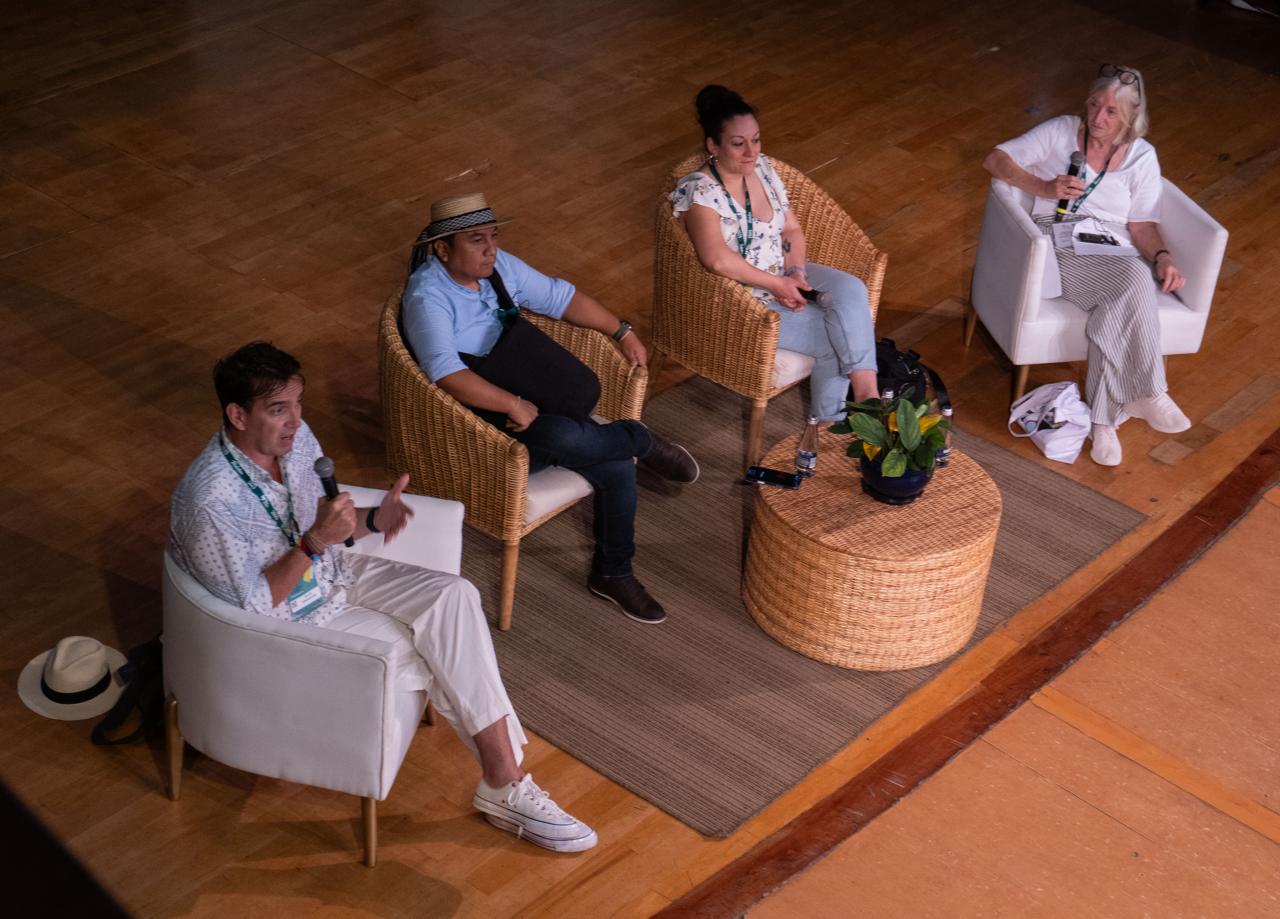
[858,456,933,505]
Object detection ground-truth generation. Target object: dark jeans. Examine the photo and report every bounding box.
[476,411,652,577]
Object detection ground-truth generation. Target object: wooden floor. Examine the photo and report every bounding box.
[2,1,1278,916]
[749,487,1280,918]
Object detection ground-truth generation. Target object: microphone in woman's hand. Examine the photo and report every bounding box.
[1055,152,1085,222]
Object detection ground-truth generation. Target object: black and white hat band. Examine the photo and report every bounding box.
[416,208,499,245]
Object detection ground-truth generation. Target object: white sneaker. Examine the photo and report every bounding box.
[1090,424,1122,466]
[1123,393,1191,434]
[473,774,598,853]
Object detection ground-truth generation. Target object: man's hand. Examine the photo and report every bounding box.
[1155,253,1186,293]
[618,331,647,367]
[506,396,538,432]
[309,491,356,550]
[373,473,415,544]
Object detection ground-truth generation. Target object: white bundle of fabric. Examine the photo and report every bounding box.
[1008,381,1092,463]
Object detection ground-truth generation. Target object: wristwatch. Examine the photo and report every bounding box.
[611,320,632,343]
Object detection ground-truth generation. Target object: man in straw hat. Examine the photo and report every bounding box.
[167,341,597,853]
[403,193,699,625]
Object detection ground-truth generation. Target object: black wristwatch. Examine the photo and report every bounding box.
[365,506,380,534]
[611,320,632,343]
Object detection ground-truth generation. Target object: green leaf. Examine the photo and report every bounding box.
[847,413,888,447]
[913,443,937,471]
[844,399,885,414]
[898,401,921,451]
[924,427,947,449]
[827,420,853,435]
[914,402,929,418]
[898,385,917,403]
[845,441,863,458]
[881,447,908,477]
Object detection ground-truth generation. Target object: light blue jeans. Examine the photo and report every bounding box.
[770,261,876,420]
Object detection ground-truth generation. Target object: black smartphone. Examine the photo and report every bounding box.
[744,466,802,489]
[1076,232,1117,245]
[800,287,822,302]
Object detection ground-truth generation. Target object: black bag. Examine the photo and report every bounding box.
[91,636,164,746]
[874,338,950,408]
[460,269,601,421]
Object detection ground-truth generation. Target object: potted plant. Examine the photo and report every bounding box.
[829,388,951,505]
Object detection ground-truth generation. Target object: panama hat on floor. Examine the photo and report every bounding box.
[18,636,127,721]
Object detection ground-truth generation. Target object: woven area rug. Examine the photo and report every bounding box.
[463,377,1145,837]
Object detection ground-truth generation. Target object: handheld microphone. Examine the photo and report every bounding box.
[313,456,355,547]
[1054,152,1085,222]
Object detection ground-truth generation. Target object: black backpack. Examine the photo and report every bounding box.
[92,636,164,746]
[874,338,950,408]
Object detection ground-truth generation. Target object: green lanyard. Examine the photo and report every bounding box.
[1069,126,1116,215]
[707,160,753,258]
[219,433,301,547]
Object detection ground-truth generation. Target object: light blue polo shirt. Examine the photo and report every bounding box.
[402,249,576,382]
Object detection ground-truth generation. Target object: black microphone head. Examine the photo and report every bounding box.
[313,456,335,478]
[1069,151,1085,168]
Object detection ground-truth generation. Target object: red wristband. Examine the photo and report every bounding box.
[298,533,320,559]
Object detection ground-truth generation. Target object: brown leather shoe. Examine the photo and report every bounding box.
[587,573,667,624]
[639,433,699,484]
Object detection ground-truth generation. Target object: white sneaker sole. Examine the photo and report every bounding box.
[587,582,668,624]
[481,813,599,853]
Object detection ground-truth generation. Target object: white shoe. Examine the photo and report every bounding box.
[1123,393,1191,434]
[1090,424,1122,466]
[473,774,598,853]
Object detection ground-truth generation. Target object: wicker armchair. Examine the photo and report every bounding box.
[652,153,887,467]
[379,288,647,630]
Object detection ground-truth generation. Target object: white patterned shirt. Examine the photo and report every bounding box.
[670,153,791,304]
[168,421,353,625]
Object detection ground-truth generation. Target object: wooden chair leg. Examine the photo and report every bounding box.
[165,696,183,802]
[362,796,377,867]
[963,303,979,348]
[498,539,519,631]
[745,399,768,469]
[646,347,666,400]
[1012,365,1030,403]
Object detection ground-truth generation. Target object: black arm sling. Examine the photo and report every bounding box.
[458,269,601,422]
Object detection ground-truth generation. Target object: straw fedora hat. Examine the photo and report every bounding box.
[413,192,512,247]
[18,636,127,721]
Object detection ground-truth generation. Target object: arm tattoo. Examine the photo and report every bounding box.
[782,240,792,253]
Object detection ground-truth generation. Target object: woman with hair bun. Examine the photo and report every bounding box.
[983,64,1190,467]
[670,84,880,418]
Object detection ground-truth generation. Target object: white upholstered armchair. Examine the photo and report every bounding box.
[967,178,1228,401]
[162,486,464,867]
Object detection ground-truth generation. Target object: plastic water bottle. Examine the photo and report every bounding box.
[879,387,896,410]
[797,416,819,476]
[935,405,954,467]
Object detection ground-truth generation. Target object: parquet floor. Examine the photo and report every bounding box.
[2,1,1278,917]
[750,488,1280,918]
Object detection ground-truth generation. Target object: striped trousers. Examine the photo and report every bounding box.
[1056,251,1166,425]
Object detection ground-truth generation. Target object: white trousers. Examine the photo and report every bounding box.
[325,554,527,765]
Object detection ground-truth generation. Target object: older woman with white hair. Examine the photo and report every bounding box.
[982,64,1190,466]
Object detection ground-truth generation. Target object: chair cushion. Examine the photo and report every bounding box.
[1016,294,1209,365]
[773,349,815,389]
[525,466,593,525]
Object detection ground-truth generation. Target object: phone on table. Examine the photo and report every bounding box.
[744,466,803,489]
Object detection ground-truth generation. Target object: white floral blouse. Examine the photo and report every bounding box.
[670,154,790,303]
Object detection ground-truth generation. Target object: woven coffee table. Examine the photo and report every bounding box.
[742,431,1002,671]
